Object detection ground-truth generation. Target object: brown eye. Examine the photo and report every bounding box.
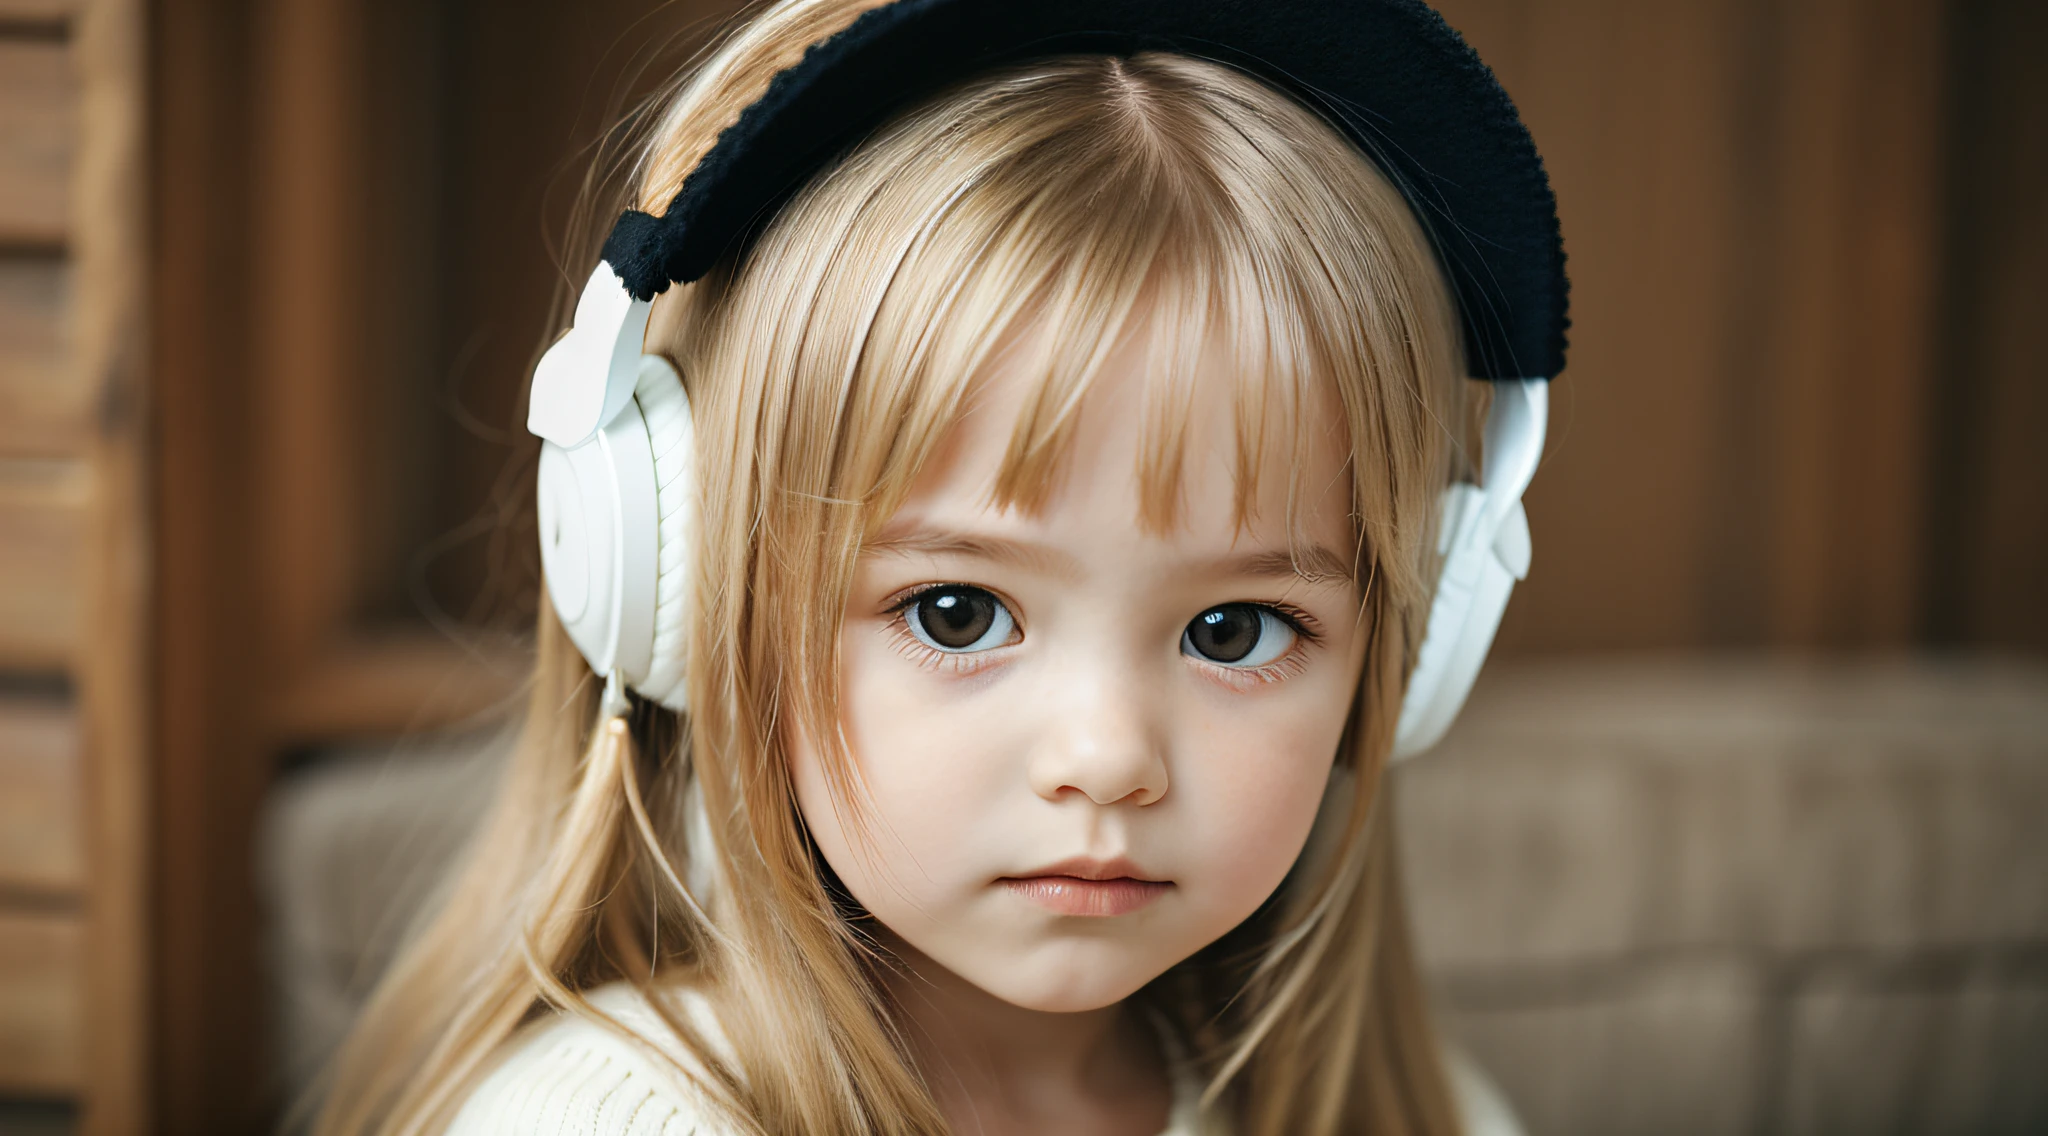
[1183,604,1295,668]
[907,586,1015,653]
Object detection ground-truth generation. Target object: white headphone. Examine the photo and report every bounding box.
[530,263,696,712]
[530,263,1547,757]
[1392,377,1546,759]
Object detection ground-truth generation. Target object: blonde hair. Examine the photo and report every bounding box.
[317,1,1477,1133]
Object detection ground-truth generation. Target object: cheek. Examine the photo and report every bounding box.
[791,631,1013,908]
[1174,674,1357,917]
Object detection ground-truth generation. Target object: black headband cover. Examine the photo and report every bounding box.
[601,0,1569,381]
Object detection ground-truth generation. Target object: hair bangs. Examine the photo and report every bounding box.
[789,56,1363,562]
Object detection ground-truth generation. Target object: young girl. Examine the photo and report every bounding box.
[315,1,1562,1133]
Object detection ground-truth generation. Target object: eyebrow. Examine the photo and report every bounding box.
[865,524,1356,585]
[1222,545,1357,584]
[865,528,1085,580]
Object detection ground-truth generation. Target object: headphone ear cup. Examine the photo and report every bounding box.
[536,386,660,690]
[537,441,597,631]
[630,355,694,711]
[1393,486,1525,761]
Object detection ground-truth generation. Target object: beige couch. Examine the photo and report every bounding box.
[1398,658,2048,1134]
[261,657,2048,1133]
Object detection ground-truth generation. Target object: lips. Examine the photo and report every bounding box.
[998,857,1172,917]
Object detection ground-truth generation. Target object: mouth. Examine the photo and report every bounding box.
[997,857,1173,917]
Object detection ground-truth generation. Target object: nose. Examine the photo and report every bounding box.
[1025,665,1169,807]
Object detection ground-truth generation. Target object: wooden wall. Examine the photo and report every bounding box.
[1441,0,2045,656]
[1441,0,1941,653]
[0,0,150,1132]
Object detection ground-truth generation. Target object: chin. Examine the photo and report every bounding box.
[961,943,1173,1013]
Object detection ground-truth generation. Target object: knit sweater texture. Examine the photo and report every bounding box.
[446,982,1518,1135]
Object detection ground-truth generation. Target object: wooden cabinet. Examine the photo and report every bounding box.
[0,0,147,1131]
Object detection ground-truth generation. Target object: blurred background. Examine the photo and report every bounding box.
[0,0,2042,1132]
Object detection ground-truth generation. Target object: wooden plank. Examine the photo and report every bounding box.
[152,0,268,1126]
[0,41,74,247]
[0,698,82,896]
[254,0,369,674]
[1437,0,1750,651]
[1925,0,2048,650]
[272,632,526,743]
[0,257,88,456]
[0,461,89,669]
[0,0,74,24]
[0,910,83,1094]
[73,0,151,1127]
[1757,0,1944,646]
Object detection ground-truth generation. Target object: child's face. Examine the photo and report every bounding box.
[789,326,1367,1014]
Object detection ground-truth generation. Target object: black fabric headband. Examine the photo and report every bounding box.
[601,0,1568,381]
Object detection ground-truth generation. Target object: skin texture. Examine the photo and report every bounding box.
[788,325,1367,1134]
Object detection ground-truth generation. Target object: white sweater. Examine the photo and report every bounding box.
[446,983,1518,1135]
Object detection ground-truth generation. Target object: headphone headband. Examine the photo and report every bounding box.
[601,0,1569,381]
[535,0,1565,748]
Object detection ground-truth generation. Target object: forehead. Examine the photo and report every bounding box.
[896,316,1355,561]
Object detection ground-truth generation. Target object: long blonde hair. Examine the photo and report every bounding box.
[316,2,1477,1132]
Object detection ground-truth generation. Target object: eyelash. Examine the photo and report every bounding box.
[882,584,1019,675]
[1194,604,1321,688]
[880,585,1323,684]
